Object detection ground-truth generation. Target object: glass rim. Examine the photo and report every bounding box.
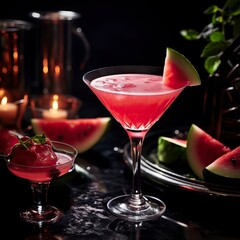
[83,65,164,80]
[0,19,32,30]
[83,65,188,92]
[29,11,81,21]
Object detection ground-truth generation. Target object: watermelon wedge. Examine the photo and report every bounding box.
[157,136,187,164]
[31,117,111,153]
[203,146,240,186]
[162,48,201,88]
[186,124,231,179]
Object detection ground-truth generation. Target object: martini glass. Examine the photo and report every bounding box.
[5,141,78,226]
[83,65,188,221]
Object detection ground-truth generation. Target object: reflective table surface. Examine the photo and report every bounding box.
[1,120,240,240]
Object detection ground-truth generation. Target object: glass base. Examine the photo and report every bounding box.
[20,205,63,226]
[107,194,166,222]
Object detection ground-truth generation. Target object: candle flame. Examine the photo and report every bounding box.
[52,95,59,111]
[1,96,7,105]
[52,100,58,111]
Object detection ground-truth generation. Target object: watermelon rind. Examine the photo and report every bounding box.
[204,146,240,179]
[163,48,201,87]
[157,136,187,164]
[186,124,231,180]
[203,167,240,187]
[31,117,111,153]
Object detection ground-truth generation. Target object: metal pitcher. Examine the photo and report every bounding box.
[30,11,90,95]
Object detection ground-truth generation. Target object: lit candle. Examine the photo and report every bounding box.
[0,96,18,124]
[42,95,67,119]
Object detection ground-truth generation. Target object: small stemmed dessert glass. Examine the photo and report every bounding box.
[83,65,188,221]
[5,140,78,227]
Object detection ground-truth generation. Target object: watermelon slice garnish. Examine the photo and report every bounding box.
[31,117,111,153]
[162,48,201,88]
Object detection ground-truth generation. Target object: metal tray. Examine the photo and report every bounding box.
[123,131,240,198]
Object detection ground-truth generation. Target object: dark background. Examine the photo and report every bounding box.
[0,0,226,131]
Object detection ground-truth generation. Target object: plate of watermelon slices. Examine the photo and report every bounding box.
[123,127,240,199]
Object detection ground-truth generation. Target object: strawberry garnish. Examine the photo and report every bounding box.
[10,134,58,167]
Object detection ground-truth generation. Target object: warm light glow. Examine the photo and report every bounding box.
[52,100,58,110]
[1,96,7,105]
[53,95,59,100]
[43,66,48,74]
[42,95,67,119]
[13,51,18,60]
[13,65,18,73]
[43,59,48,74]
[2,67,8,74]
[55,65,60,77]
[52,95,59,110]
[0,95,18,126]
[0,89,5,97]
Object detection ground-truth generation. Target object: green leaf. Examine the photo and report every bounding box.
[180,0,240,75]
[232,9,240,16]
[224,0,240,15]
[212,14,223,24]
[180,29,199,40]
[210,31,225,42]
[32,134,47,144]
[201,42,227,57]
[204,5,220,15]
[204,56,221,74]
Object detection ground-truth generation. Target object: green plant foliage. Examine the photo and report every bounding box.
[180,0,240,75]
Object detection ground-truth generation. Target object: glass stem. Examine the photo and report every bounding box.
[126,130,148,206]
[30,181,50,214]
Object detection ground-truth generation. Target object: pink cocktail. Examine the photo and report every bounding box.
[7,152,74,182]
[5,141,78,226]
[89,73,183,130]
[83,66,188,222]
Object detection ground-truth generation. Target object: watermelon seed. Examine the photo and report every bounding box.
[231,157,240,166]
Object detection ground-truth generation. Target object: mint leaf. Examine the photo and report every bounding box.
[210,31,225,42]
[204,56,221,74]
[180,0,240,75]
[201,42,227,58]
[180,29,199,40]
